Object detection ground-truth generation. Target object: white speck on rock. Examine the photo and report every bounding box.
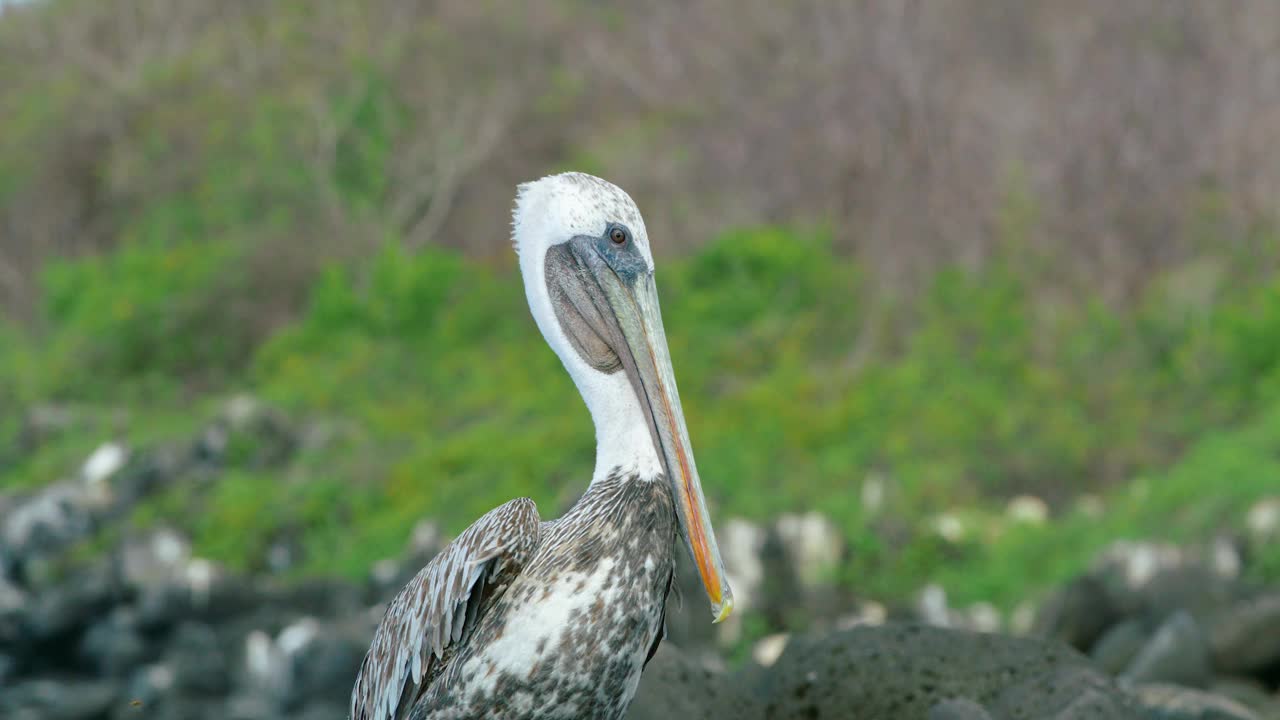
[372,558,399,586]
[1010,601,1036,635]
[185,558,216,606]
[224,394,261,429]
[966,602,1002,633]
[1102,541,1184,589]
[81,442,128,488]
[245,630,276,682]
[836,601,887,630]
[411,520,443,555]
[1210,536,1241,579]
[153,529,189,566]
[1006,495,1048,524]
[1246,497,1280,540]
[918,584,951,627]
[144,663,175,692]
[775,512,842,589]
[932,513,965,543]
[861,473,886,514]
[278,617,319,657]
[752,633,790,667]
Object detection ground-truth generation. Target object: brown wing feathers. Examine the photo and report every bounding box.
[350,497,541,720]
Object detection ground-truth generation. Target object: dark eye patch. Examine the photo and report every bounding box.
[596,224,647,284]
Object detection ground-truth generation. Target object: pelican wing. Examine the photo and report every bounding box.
[350,497,542,720]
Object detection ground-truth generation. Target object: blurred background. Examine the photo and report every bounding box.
[1,1,1279,718]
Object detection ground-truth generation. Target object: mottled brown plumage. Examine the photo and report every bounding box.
[350,498,542,720]
[350,473,676,720]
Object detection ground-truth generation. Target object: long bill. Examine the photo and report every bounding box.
[572,239,735,623]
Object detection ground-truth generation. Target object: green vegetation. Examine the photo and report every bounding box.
[2,223,1278,606]
[2,0,1278,624]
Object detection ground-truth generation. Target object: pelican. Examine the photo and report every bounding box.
[350,172,734,720]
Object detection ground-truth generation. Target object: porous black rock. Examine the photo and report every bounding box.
[928,697,998,720]
[630,623,1145,720]
[1090,618,1152,675]
[1132,683,1262,720]
[627,643,758,720]
[756,623,1141,720]
[1208,592,1280,676]
[168,621,231,696]
[0,678,118,720]
[79,607,149,677]
[1122,611,1212,688]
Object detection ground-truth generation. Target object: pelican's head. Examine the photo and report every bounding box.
[512,172,734,623]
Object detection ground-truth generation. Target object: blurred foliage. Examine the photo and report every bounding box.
[1,0,1279,616]
[3,220,1279,605]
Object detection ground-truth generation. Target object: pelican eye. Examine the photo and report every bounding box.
[609,227,628,245]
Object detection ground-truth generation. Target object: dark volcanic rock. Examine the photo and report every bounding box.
[0,678,118,720]
[1132,683,1261,720]
[1037,541,1246,655]
[281,617,368,709]
[994,665,1139,720]
[1091,618,1152,675]
[1208,592,1280,675]
[79,607,149,677]
[756,623,1141,720]
[928,698,997,720]
[0,572,29,644]
[293,701,350,720]
[627,643,757,720]
[21,560,121,650]
[168,621,230,695]
[1033,573,1122,650]
[1122,611,1212,687]
[1207,678,1280,718]
[0,651,16,685]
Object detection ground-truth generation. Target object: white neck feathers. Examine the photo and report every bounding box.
[512,174,662,484]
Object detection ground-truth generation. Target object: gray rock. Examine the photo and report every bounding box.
[1245,498,1280,549]
[111,693,222,720]
[1050,541,1244,635]
[992,664,1145,720]
[1208,593,1280,675]
[0,481,100,574]
[117,528,191,593]
[0,679,118,720]
[0,652,16,685]
[282,617,368,709]
[168,622,230,695]
[0,572,28,643]
[1091,618,1152,675]
[929,697,997,720]
[1132,683,1261,720]
[758,623,1141,719]
[1122,611,1212,687]
[195,395,296,469]
[293,701,350,720]
[1207,678,1280,717]
[121,663,177,712]
[1033,574,1121,650]
[224,693,278,720]
[627,643,756,720]
[80,607,149,676]
[133,563,261,630]
[22,560,119,644]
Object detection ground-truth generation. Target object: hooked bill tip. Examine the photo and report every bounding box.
[712,595,735,624]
